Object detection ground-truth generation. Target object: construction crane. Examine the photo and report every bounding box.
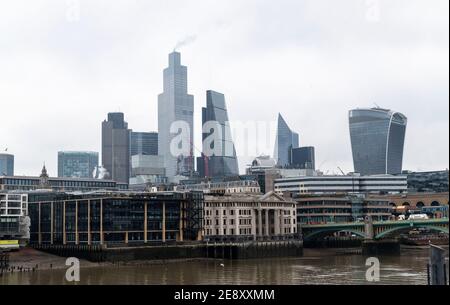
[337,166,346,176]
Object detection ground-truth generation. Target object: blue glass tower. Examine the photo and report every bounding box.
[274,114,299,167]
[198,90,239,178]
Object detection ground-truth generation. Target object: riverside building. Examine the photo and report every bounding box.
[202,189,298,242]
[26,191,204,246]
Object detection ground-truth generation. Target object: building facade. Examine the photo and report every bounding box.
[27,191,203,246]
[274,174,408,195]
[198,90,239,179]
[177,180,261,195]
[295,195,393,225]
[0,153,14,176]
[130,132,158,157]
[129,154,167,188]
[158,52,194,180]
[58,151,99,178]
[291,147,315,170]
[0,193,29,243]
[406,170,449,193]
[0,175,127,192]
[274,114,299,167]
[349,108,407,175]
[102,113,131,184]
[203,191,297,242]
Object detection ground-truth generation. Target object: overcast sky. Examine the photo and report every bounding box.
[0,0,448,176]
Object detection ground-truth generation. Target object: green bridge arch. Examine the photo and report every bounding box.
[375,225,449,239]
[303,228,367,241]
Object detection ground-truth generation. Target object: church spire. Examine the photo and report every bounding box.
[39,163,51,189]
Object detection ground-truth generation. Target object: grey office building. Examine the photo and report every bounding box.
[198,90,239,178]
[158,52,194,180]
[58,151,99,178]
[102,113,131,184]
[274,114,299,167]
[0,154,14,176]
[130,132,158,156]
[349,108,407,175]
[291,147,315,170]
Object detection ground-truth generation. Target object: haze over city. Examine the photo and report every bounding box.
[0,0,448,176]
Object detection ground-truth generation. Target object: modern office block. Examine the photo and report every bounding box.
[57,151,98,178]
[158,52,194,181]
[27,191,204,245]
[274,114,299,167]
[130,132,158,157]
[102,112,131,184]
[291,147,315,170]
[0,154,14,176]
[199,90,239,178]
[349,108,407,175]
[274,174,408,195]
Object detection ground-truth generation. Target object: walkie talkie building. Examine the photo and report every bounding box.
[349,108,407,175]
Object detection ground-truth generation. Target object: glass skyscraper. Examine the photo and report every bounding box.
[349,108,407,175]
[274,114,299,167]
[198,90,239,178]
[0,154,14,176]
[291,147,315,170]
[158,52,194,180]
[130,132,158,157]
[58,151,99,178]
[102,113,131,184]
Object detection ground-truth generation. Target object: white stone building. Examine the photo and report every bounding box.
[203,191,297,241]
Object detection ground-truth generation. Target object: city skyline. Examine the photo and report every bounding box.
[0,0,448,176]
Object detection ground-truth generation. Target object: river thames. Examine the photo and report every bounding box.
[1,246,448,285]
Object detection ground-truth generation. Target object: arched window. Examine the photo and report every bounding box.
[402,202,411,207]
[416,202,425,209]
[389,202,397,207]
[431,201,441,207]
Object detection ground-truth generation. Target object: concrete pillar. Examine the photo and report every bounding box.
[251,209,257,240]
[162,202,166,243]
[219,207,224,236]
[75,200,79,245]
[38,202,42,245]
[274,209,280,236]
[364,216,374,240]
[258,209,263,238]
[63,201,66,245]
[50,201,54,245]
[429,245,447,285]
[100,199,104,245]
[235,205,239,237]
[144,202,148,243]
[87,200,91,246]
[265,209,270,237]
[178,202,184,242]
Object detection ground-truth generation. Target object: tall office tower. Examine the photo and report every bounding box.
[0,154,14,176]
[102,113,131,183]
[57,151,99,178]
[130,132,158,157]
[274,114,299,167]
[291,147,316,170]
[198,90,239,178]
[349,107,407,175]
[158,52,194,180]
